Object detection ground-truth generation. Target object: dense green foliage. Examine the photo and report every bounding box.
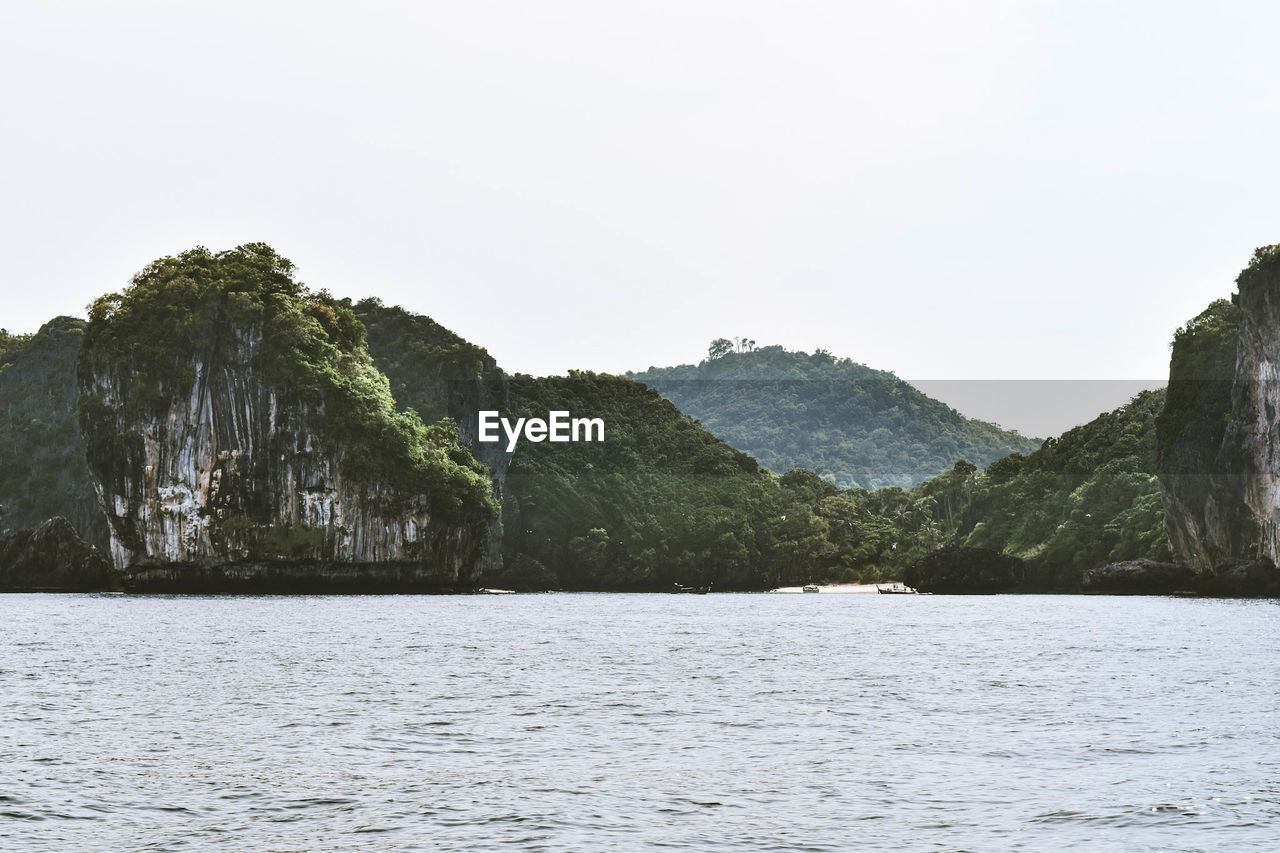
[82,244,495,521]
[504,372,780,589]
[354,315,1162,588]
[1155,299,1239,460]
[350,297,504,426]
[0,329,33,369]
[502,371,968,588]
[958,389,1170,575]
[0,317,109,548]
[350,306,969,587]
[4,249,1199,589]
[629,345,1040,489]
[1240,243,1280,281]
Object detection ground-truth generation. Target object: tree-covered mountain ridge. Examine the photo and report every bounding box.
[628,343,1041,490]
[4,242,1265,594]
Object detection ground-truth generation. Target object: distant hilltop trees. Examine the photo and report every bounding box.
[708,337,756,359]
[709,338,844,364]
[630,342,1041,490]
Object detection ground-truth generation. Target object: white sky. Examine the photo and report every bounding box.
[3,1,1278,434]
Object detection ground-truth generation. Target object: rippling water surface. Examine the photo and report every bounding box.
[2,593,1278,851]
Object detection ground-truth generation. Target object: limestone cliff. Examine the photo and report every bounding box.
[77,244,497,591]
[1157,247,1280,582]
[352,298,512,575]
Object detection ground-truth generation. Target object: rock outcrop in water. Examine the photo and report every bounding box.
[1157,248,1280,591]
[77,245,498,592]
[1079,559,1193,594]
[0,517,113,591]
[904,546,1024,593]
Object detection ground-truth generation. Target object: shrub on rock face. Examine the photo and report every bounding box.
[904,546,1024,593]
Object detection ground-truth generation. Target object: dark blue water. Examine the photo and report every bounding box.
[2,593,1277,851]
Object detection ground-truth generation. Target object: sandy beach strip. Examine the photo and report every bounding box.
[770,583,890,594]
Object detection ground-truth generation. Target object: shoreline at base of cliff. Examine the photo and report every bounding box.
[771,583,884,593]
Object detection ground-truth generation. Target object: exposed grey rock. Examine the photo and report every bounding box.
[1158,255,1280,575]
[353,299,513,577]
[78,321,491,592]
[1222,264,1280,568]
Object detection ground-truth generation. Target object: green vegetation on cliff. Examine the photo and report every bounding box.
[1155,257,1270,575]
[0,329,32,368]
[629,344,1040,489]
[350,297,504,425]
[1155,298,1239,461]
[82,244,495,521]
[958,389,1170,578]
[1240,243,1280,281]
[0,317,108,548]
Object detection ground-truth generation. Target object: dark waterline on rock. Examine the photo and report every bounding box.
[2,593,1278,851]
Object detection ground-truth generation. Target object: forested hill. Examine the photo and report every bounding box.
[0,317,108,550]
[628,343,1041,489]
[958,387,1169,579]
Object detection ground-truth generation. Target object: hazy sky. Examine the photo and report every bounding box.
[3,1,1278,433]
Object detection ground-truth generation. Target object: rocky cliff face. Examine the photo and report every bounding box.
[77,244,496,591]
[352,299,512,576]
[80,322,488,590]
[1222,254,1280,569]
[1157,248,1280,579]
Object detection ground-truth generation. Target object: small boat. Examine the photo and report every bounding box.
[876,583,918,594]
[671,583,712,594]
[802,584,820,593]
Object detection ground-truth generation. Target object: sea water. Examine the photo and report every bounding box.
[2,593,1277,851]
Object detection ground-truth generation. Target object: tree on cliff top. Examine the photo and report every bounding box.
[0,330,32,370]
[1154,298,1239,462]
[81,243,496,521]
[1240,243,1280,281]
